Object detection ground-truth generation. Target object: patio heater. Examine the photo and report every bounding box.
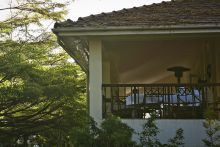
[167,66,190,83]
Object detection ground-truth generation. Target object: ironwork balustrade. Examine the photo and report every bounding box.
[102,83,220,119]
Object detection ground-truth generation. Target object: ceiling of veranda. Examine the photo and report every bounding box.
[103,37,214,84]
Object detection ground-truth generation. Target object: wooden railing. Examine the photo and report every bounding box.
[102,83,220,119]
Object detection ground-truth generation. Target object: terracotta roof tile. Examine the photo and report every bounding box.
[54,0,220,28]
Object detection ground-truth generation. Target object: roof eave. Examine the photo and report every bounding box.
[52,24,220,37]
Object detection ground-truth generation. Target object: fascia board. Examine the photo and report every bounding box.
[52,24,220,37]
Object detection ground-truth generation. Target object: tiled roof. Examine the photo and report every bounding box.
[54,0,220,28]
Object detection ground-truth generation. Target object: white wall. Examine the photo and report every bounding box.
[122,119,206,147]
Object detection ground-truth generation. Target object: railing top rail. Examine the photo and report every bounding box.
[102,83,220,87]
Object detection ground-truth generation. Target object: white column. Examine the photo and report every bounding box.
[89,39,102,122]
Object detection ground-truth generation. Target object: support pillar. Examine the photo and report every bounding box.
[89,39,102,122]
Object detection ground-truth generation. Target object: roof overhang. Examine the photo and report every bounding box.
[52,24,220,37]
[53,23,220,74]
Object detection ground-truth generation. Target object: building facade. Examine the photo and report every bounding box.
[53,0,220,146]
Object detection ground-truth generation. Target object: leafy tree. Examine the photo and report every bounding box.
[203,109,220,147]
[0,0,88,146]
[167,128,184,147]
[71,115,136,147]
[203,119,220,147]
[0,0,67,36]
[0,40,86,145]
[139,113,161,147]
[139,113,184,147]
[70,117,100,147]
[97,116,136,147]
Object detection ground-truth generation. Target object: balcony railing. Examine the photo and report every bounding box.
[102,83,220,119]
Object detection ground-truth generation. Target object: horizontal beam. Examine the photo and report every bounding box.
[52,24,220,37]
[103,83,220,87]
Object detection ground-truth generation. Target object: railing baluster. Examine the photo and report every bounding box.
[110,86,113,113]
[102,83,220,119]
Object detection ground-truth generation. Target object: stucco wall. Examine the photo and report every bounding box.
[122,119,206,147]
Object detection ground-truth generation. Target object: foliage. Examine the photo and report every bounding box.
[0,43,86,145]
[139,113,161,147]
[70,117,100,147]
[71,115,136,147]
[203,109,220,147]
[0,0,68,38]
[97,116,136,147]
[139,113,184,147]
[167,128,184,147]
[0,0,88,146]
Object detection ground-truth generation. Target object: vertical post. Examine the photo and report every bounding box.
[86,73,90,115]
[216,46,220,83]
[102,62,111,116]
[89,39,102,123]
[215,46,220,98]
